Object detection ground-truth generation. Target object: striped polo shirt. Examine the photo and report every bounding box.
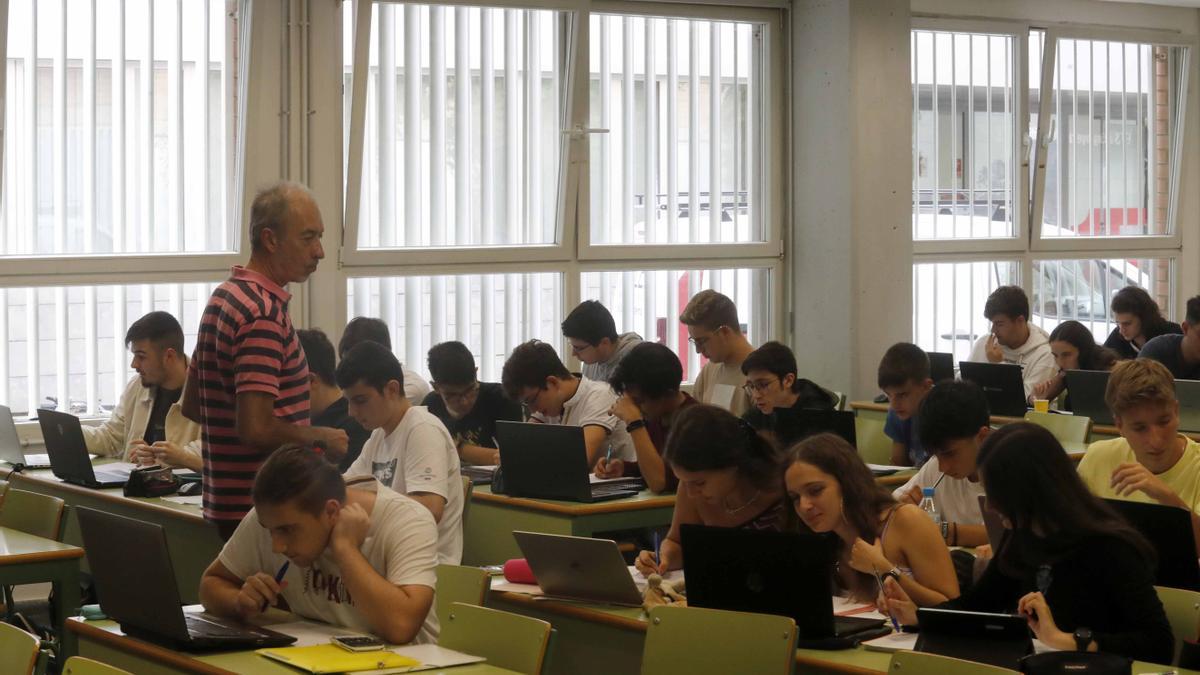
[189,266,310,522]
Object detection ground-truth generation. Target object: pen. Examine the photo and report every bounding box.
[604,442,613,468]
[653,531,662,565]
[872,569,901,633]
[261,561,290,612]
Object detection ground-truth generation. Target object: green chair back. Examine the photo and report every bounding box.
[0,478,9,507]
[461,476,474,529]
[0,622,40,675]
[63,656,135,675]
[855,415,893,465]
[0,488,66,541]
[435,564,490,625]
[1023,410,1092,445]
[641,605,796,675]
[439,602,552,675]
[1156,585,1200,665]
[889,650,1019,674]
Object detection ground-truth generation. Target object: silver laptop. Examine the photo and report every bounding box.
[0,404,51,469]
[512,531,644,606]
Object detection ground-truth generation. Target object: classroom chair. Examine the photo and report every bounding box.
[0,621,41,675]
[0,478,10,507]
[640,605,796,675]
[0,489,66,541]
[1156,585,1200,665]
[63,656,135,675]
[889,650,1019,674]
[435,563,491,624]
[1023,411,1092,445]
[854,416,893,466]
[439,601,553,675]
[461,476,473,529]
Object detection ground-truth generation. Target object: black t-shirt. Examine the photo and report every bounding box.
[312,397,371,472]
[422,382,523,454]
[143,386,182,446]
[1104,320,1183,360]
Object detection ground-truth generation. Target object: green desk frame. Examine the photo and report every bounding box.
[0,528,83,662]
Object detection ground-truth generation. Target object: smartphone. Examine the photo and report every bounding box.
[331,635,385,652]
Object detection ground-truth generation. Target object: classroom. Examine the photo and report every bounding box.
[0,0,1198,673]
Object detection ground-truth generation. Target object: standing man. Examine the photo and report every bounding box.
[183,182,348,540]
[561,300,642,384]
[679,290,755,416]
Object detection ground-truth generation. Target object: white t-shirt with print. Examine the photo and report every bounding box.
[531,377,636,462]
[218,480,440,644]
[348,407,464,565]
[891,456,986,526]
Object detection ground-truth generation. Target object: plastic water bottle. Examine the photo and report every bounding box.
[920,486,942,528]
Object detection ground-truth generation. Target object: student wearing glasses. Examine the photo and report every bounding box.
[501,340,635,468]
[679,290,756,416]
[740,341,838,448]
[422,341,523,467]
[561,300,643,384]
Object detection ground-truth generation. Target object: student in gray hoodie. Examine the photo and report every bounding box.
[967,285,1056,398]
[562,300,643,384]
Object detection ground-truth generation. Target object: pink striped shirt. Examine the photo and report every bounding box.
[189,266,310,522]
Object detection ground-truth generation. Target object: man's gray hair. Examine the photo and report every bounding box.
[249,181,313,252]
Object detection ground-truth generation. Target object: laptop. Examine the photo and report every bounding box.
[1175,379,1200,432]
[775,409,857,447]
[38,408,132,488]
[915,607,1032,669]
[958,362,1027,417]
[1063,369,1113,425]
[680,525,887,647]
[511,531,644,606]
[928,352,955,384]
[460,465,496,486]
[494,421,643,502]
[1104,498,1200,591]
[0,404,51,470]
[75,506,297,651]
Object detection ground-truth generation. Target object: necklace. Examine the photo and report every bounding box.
[723,489,762,515]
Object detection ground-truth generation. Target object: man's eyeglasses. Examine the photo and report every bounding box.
[687,326,725,349]
[569,341,593,354]
[436,382,480,403]
[519,387,545,412]
[742,378,781,396]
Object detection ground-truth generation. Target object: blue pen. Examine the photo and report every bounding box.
[261,561,290,611]
[873,570,901,633]
[653,532,662,569]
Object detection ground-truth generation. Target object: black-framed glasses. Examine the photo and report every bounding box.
[435,381,480,403]
[742,378,781,396]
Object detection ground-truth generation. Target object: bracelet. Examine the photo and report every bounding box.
[626,419,647,433]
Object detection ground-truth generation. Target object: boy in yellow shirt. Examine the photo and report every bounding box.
[1077,358,1200,555]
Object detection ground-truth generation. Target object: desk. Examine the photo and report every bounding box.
[0,527,83,660]
[464,486,675,566]
[489,591,1199,675]
[1,461,222,603]
[69,618,521,675]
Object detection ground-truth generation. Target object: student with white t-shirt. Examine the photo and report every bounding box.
[501,340,635,468]
[336,341,464,565]
[892,380,991,548]
[199,445,439,644]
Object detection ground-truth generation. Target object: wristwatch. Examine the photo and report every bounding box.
[626,419,647,433]
[1073,627,1093,652]
[939,520,949,541]
[882,567,902,584]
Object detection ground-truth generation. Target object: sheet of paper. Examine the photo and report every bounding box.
[489,580,544,595]
[867,464,910,472]
[709,383,736,410]
[162,495,203,505]
[628,565,684,589]
[861,631,916,653]
[266,619,357,647]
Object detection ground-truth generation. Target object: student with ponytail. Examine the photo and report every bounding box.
[634,404,790,575]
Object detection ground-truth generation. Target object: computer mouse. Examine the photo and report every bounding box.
[178,481,203,497]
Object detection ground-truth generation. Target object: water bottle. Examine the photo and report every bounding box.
[920,486,942,528]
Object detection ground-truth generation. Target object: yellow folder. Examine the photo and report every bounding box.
[257,643,421,674]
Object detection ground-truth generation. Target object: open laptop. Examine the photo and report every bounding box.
[76,506,296,651]
[0,404,51,470]
[958,362,1027,417]
[1063,369,1113,425]
[776,409,857,447]
[1104,498,1200,591]
[927,351,955,384]
[915,607,1032,669]
[1175,379,1200,432]
[37,408,132,488]
[680,525,887,647]
[512,531,644,606]
[494,421,643,502]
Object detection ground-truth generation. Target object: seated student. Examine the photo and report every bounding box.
[967,285,1057,398]
[893,381,990,549]
[338,317,432,405]
[882,423,1173,663]
[337,341,464,565]
[877,342,934,467]
[679,290,755,416]
[1029,320,1120,409]
[1139,295,1200,380]
[297,329,371,471]
[199,445,439,644]
[422,341,523,467]
[740,341,837,449]
[501,340,635,468]
[593,342,697,492]
[561,300,643,384]
[635,405,790,576]
[85,311,202,471]
[1077,358,1200,555]
[787,433,959,607]
[1105,286,1182,360]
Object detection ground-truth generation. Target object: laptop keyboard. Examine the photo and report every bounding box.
[185,614,259,638]
[590,484,636,499]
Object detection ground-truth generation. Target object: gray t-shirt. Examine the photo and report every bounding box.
[581,333,643,383]
[1138,334,1200,380]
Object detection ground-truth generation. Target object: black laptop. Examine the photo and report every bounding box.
[1063,370,1113,425]
[494,421,643,502]
[775,409,857,447]
[958,362,1028,417]
[1104,498,1200,591]
[915,607,1032,668]
[37,409,132,488]
[680,525,887,647]
[0,404,51,470]
[928,352,955,384]
[76,506,296,651]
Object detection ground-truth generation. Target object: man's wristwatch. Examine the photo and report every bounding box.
[1073,627,1093,652]
[626,419,647,433]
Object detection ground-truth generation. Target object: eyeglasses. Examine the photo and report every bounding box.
[519,387,545,412]
[435,382,479,403]
[687,326,725,348]
[742,378,781,396]
[569,341,592,354]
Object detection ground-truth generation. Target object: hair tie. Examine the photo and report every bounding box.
[311,441,326,456]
